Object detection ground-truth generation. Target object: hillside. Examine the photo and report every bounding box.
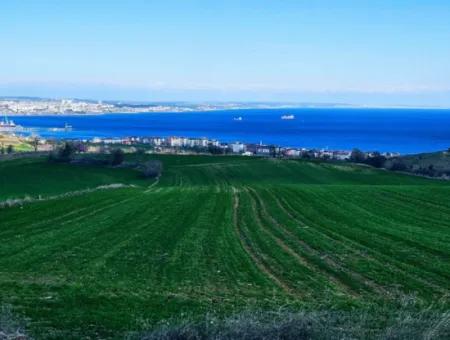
[0,155,449,338]
[0,133,33,153]
[394,150,450,177]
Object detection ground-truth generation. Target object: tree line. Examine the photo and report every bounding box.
[48,142,163,178]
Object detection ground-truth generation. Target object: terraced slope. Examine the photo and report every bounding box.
[0,155,449,338]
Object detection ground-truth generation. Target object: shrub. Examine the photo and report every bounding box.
[385,159,408,171]
[111,148,125,166]
[142,160,163,178]
[6,145,14,154]
[350,148,366,163]
[208,145,224,155]
[49,142,76,162]
[365,153,387,168]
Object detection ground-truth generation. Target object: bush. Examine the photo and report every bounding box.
[142,160,163,178]
[365,153,387,168]
[111,148,125,166]
[6,145,14,154]
[49,142,76,162]
[385,159,408,171]
[350,148,366,163]
[208,145,224,155]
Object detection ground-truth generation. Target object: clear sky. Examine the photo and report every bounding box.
[1,0,450,106]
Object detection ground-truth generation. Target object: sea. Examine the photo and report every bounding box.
[10,108,450,154]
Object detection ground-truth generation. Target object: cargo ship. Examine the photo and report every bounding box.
[0,115,23,132]
[281,114,295,120]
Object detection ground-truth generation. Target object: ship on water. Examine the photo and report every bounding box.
[0,115,23,132]
[281,114,295,120]
[49,123,73,132]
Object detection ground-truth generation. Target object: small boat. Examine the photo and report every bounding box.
[281,114,295,120]
[233,116,243,121]
[64,123,73,131]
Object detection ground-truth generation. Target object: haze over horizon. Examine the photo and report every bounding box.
[1,0,450,106]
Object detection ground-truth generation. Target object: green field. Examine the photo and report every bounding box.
[0,155,449,338]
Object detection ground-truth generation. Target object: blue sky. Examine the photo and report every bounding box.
[1,0,450,105]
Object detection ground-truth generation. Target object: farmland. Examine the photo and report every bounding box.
[0,155,449,338]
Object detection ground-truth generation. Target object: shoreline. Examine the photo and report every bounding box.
[3,106,450,117]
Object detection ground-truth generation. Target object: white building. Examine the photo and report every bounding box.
[230,142,246,154]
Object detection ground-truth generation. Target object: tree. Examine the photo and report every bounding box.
[60,142,76,161]
[208,145,223,155]
[350,148,366,163]
[6,145,14,154]
[32,137,39,152]
[111,148,125,166]
[50,142,76,162]
[365,152,387,168]
[142,160,163,178]
[386,159,407,171]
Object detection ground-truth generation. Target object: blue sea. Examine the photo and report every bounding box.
[11,108,450,154]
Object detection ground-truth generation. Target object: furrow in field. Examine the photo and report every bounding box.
[246,187,379,297]
[0,187,137,231]
[381,187,450,213]
[316,188,450,279]
[263,188,402,297]
[371,188,450,230]
[0,193,143,263]
[275,187,448,296]
[291,188,449,292]
[144,178,160,192]
[345,186,450,232]
[231,188,294,296]
[244,188,330,291]
[88,214,164,271]
[0,195,120,240]
[351,192,450,256]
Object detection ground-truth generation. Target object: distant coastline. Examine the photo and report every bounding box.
[1,97,449,116]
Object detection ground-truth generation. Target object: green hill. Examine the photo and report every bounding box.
[0,155,449,338]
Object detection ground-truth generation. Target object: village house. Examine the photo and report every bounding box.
[230,142,246,154]
[284,148,301,157]
[333,150,352,160]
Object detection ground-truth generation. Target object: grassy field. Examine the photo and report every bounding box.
[0,155,449,338]
[0,157,144,200]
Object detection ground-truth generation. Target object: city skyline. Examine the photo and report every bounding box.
[1,0,450,106]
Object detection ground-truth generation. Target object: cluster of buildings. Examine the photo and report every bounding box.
[0,99,197,115]
[0,99,274,115]
[87,135,363,160]
[0,99,115,114]
[1,129,400,161]
[91,136,219,148]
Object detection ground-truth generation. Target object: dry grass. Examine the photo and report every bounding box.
[136,307,450,340]
[0,305,29,340]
